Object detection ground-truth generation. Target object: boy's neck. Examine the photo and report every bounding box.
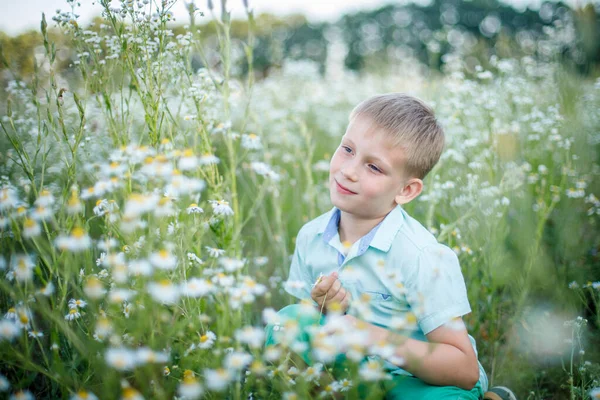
[338,209,390,245]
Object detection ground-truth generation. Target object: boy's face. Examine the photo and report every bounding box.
[329,115,409,219]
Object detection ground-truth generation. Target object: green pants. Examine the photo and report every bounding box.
[265,304,484,400]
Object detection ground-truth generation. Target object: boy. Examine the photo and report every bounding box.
[266,93,514,400]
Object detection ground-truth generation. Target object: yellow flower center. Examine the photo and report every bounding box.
[71,227,85,238]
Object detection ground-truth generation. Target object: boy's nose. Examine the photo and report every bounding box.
[340,164,358,182]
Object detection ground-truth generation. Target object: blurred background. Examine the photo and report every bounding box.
[1,0,599,86]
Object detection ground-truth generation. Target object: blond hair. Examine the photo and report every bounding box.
[349,93,444,180]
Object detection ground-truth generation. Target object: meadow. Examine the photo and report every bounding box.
[0,0,599,399]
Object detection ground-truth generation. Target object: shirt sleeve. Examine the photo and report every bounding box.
[283,229,313,300]
[404,243,472,335]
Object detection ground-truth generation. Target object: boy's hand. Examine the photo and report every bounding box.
[310,271,351,314]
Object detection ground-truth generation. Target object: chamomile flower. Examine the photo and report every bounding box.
[121,387,144,400]
[28,330,44,338]
[147,279,180,304]
[65,308,81,321]
[0,374,9,391]
[84,277,106,299]
[67,190,83,214]
[199,153,220,165]
[241,133,262,149]
[94,317,113,341]
[186,252,204,265]
[235,326,265,348]
[224,350,252,371]
[198,331,216,349]
[11,254,35,283]
[71,390,99,400]
[55,227,92,252]
[178,371,204,399]
[106,347,138,371]
[69,299,87,309]
[178,149,199,171]
[358,360,389,381]
[9,390,34,400]
[0,186,19,211]
[127,259,153,276]
[108,288,136,303]
[186,203,204,214]
[0,319,21,341]
[219,257,244,272]
[149,249,177,270]
[136,347,169,364]
[209,199,234,216]
[205,246,225,258]
[180,278,214,298]
[38,282,55,296]
[204,368,232,391]
[15,307,33,329]
[22,218,41,238]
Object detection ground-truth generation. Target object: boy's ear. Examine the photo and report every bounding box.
[395,178,423,205]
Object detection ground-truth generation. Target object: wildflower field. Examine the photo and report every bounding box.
[1,1,599,399]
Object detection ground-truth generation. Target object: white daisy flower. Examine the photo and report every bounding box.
[38,282,55,296]
[358,360,389,381]
[178,374,204,399]
[120,387,144,400]
[28,330,44,338]
[65,308,81,321]
[147,280,180,305]
[0,319,21,341]
[94,317,113,341]
[198,331,216,349]
[108,288,136,304]
[35,190,55,207]
[0,186,19,211]
[22,218,41,238]
[105,347,137,371]
[11,254,35,283]
[55,227,92,252]
[235,326,264,349]
[127,259,153,276]
[186,252,204,265]
[149,250,177,270]
[178,149,199,171]
[186,203,204,214]
[224,350,252,371]
[199,153,220,165]
[0,373,9,391]
[136,347,169,364]
[180,278,215,298]
[205,246,225,258]
[71,390,99,400]
[68,299,88,309]
[241,133,262,149]
[209,199,234,216]
[219,257,244,272]
[204,368,232,392]
[9,390,34,400]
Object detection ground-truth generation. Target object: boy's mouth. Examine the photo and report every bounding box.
[335,179,357,195]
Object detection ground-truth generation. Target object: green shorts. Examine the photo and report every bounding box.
[265,304,484,400]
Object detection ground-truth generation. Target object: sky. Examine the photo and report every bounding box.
[0,0,567,36]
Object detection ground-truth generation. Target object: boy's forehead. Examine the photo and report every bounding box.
[344,115,397,145]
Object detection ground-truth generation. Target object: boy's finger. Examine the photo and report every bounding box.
[327,279,342,299]
[315,273,337,293]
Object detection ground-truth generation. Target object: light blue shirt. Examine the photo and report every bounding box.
[284,205,488,390]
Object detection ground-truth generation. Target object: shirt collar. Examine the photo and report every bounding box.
[317,205,405,252]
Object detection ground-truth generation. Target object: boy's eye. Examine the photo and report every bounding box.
[368,164,381,173]
[341,146,353,154]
